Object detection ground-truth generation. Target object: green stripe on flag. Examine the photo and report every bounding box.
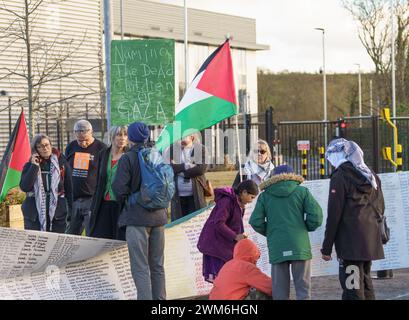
[0,167,22,202]
[156,96,237,151]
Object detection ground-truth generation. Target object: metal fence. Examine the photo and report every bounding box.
[274,115,409,180]
[5,104,408,180]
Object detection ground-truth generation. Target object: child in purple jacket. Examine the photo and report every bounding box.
[197,180,259,283]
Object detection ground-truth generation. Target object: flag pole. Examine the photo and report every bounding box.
[235,114,243,182]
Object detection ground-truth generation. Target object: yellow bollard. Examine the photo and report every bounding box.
[302,150,307,179]
[397,144,403,172]
[319,147,325,179]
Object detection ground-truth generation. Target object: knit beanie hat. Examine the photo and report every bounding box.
[273,164,294,175]
[127,121,149,143]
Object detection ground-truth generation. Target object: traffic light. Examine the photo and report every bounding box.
[335,118,347,138]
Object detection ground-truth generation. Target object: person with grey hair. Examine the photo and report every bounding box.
[65,119,106,235]
[321,138,385,300]
[20,134,73,233]
[89,126,128,240]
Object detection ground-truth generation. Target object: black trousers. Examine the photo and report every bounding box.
[339,259,375,300]
[90,200,125,240]
[179,196,196,217]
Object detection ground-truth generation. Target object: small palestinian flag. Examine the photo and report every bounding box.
[0,110,31,202]
[156,40,238,151]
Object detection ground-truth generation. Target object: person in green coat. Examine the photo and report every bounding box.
[249,164,323,300]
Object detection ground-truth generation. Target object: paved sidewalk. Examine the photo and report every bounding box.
[308,268,409,300]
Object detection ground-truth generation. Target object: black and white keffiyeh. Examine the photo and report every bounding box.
[34,154,60,231]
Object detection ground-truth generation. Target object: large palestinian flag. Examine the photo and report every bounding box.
[0,110,31,202]
[155,40,238,151]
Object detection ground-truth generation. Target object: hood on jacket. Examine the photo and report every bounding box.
[233,238,260,264]
[214,187,237,202]
[336,161,373,194]
[259,173,304,197]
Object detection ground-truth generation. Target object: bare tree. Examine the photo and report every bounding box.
[342,0,409,114]
[0,0,102,138]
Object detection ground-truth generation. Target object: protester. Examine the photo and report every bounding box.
[165,134,209,221]
[321,138,385,300]
[232,139,274,188]
[249,164,323,300]
[112,121,168,300]
[209,238,272,300]
[65,120,106,235]
[197,180,259,283]
[20,134,73,233]
[89,126,128,240]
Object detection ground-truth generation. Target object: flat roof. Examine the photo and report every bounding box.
[112,0,269,51]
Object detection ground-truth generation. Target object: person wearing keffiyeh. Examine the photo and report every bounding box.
[20,134,73,233]
[321,138,385,300]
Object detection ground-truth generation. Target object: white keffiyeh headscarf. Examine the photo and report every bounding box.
[326,138,377,189]
[34,154,60,231]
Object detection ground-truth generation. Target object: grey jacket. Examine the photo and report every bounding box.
[112,144,168,227]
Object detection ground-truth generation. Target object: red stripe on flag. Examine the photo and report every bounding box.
[196,41,237,106]
[9,111,31,172]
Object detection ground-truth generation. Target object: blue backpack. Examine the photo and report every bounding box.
[128,147,175,210]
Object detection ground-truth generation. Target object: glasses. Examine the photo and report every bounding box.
[36,143,51,150]
[74,129,91,135]
[254,149,267,155]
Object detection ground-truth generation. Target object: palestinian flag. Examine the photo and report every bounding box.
[156,40,238,151]
[0,110,31,202]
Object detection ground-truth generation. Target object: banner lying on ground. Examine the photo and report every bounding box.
[0,172,408,299]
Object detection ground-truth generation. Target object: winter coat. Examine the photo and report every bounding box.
[209,238,272,300]
[249,173,323,264]
[321,161,385,261]
[19,151,73,233]
[197,187,244,262]
[164,143,208,220]
[89,146,118,235]
[112,144,168,228]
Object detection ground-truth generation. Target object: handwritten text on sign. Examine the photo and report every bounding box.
[111,39,175,125]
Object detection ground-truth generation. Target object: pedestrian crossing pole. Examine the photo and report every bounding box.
[302,150,307,179]
[319,147,325,179]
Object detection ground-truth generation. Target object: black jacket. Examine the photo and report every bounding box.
[19,153,73,233]
[88,146,113,235]
[321,161,385,261]
[112,144,168,227]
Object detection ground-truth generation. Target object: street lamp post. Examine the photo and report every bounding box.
[315,28,327,123]
[315,27,328,166]
[184,0,189,92]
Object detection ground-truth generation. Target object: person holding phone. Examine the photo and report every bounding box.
[20,134,73,233]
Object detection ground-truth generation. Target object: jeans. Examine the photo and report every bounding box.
[126,225,166,300]
[66,197,92,235]
[271,260,311,300]
[339,259,375,300]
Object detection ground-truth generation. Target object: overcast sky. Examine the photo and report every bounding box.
[151,0,376,73]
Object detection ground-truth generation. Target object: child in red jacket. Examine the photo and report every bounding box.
[209,238,272,300]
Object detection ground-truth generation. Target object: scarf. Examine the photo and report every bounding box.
[243,159,275,185]
[326,138,377,189]
[34,154,60,231]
